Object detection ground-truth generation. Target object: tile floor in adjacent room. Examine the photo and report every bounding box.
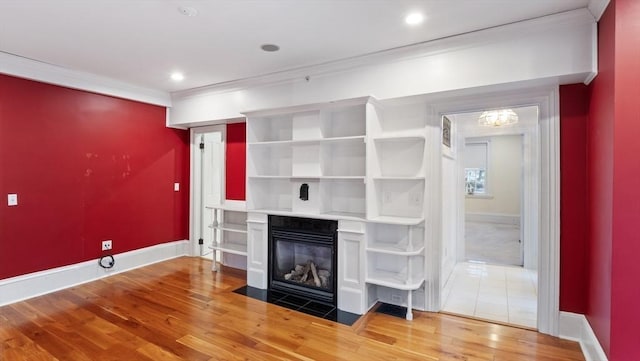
[442,261,538,328]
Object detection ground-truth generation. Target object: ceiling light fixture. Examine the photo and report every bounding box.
[478,109,519,127]
[170,72,185,82]
[405,12,424,26]
[178,6,198,17]
[261,44,280,52]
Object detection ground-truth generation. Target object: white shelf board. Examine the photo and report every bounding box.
[213,223,248,234]
[249,135,365,147]
[207,201,247,212]
[366,271,425,290]
[321,135,366,144]
[366,244,425,256]
[367,216,425,225]
[289,176,365,181]
[372,135,425,142]
[248,175,292,179]
[320,210,366,221]
[249,208,294,215]
[372,176,425,181]
[208,242,248,256]
[247,140,293,146]
[247,175,291,179]
[248,208,365,221]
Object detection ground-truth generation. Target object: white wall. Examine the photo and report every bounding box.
[465,135,523,218]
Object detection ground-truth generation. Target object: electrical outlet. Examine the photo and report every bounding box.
[102,240,112,251]
[391,294,402,303]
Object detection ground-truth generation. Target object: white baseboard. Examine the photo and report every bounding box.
[0,240,189,307]
[465,212,520,225]
[559,311,608,361]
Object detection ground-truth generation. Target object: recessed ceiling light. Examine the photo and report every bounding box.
[170,72,184,82]
[261,44,280,52]
[405,12,424,26]
[178,6,198,17]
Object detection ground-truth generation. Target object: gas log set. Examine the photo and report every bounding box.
[283,260,330,289]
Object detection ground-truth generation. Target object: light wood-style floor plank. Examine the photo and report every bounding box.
[0,257,584,361]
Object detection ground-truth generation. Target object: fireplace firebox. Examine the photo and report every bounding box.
[268,215,338,306]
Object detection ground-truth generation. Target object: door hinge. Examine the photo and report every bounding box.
[199,142,205,150]
[198,238,204,245]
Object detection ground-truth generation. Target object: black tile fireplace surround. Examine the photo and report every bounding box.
[268,215,338,307]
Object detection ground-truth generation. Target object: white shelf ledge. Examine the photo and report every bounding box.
[208,242,248,256]
[248,135,365,147]
[367,216,425,225]
[212,223,248,234]
[372,135,425,142]
[366,244,425,256]
[206,201,247,212]
[366,272,425,290]
[372,176,425,181]
[248,208,366,221]
[248,175,293,179]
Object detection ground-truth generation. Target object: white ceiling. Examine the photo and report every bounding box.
[0,0,591,93]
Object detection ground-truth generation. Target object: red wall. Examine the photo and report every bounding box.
[609,0,640,358]
[559,84,589,314]
[225,122,246,200]
[0,74,190,280]
[586,2,615,355]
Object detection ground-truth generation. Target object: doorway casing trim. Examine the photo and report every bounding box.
[427,85,559,336]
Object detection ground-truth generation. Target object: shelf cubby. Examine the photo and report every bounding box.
[372,136,425,177]
[320,104,366,138]
[366,253,424,290]
[370,101,427,137]
[247,114,293,142]
[320,138,366,177]
[319,179,366,220]
[370,178,425,221]
[247,177,292,212]
[209,208,248,271]
[247,143,292,176]
[367,222,424,254]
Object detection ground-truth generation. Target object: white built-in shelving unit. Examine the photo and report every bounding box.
[244,96,429,320]
[246,98,368,221]
[209,203,248,271]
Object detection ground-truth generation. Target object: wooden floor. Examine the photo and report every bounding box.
[0,257,584,361]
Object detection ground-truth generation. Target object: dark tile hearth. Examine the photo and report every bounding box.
[233,286,361,326]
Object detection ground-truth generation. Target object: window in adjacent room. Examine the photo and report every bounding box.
[464,140,490,196]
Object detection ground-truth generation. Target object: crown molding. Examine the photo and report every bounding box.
[172,8,595,100]
[0,51,171,107]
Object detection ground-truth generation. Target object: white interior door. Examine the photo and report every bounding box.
[203,131,223,208]
[191,126,226,257]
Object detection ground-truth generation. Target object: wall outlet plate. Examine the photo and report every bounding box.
[102,240,112,251]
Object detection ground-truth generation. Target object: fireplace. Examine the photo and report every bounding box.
[268,215,338,306]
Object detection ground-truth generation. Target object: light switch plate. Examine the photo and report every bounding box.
[7,194,18,206]
[174,182,180,191]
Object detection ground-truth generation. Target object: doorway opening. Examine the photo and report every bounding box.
[440,106,538,329]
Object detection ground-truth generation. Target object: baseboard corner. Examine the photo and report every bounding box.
[559,311,608,361]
